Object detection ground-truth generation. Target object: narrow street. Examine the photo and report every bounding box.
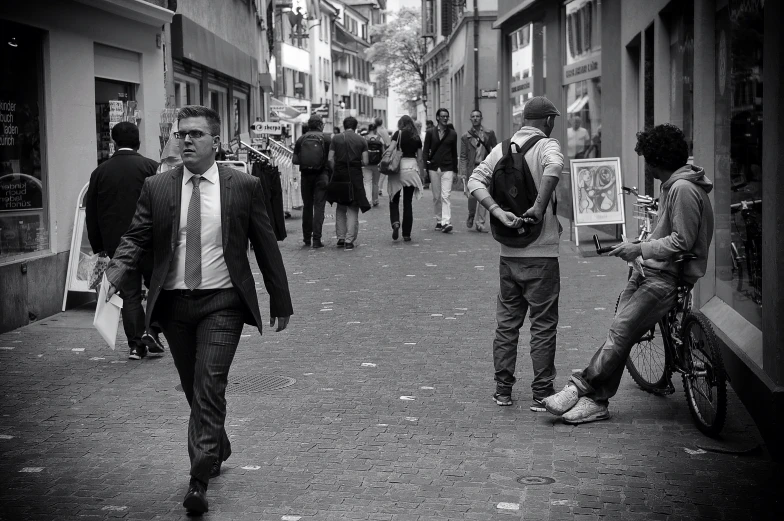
[0,195,780,520]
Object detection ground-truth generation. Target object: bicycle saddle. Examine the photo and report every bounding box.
[673,252,697,263]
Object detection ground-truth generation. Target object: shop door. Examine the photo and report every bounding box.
[95,78,137,165]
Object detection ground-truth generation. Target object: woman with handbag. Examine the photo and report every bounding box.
[386,115,425,242]
[327,116,371,250]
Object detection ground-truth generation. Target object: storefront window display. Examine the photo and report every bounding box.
[95,79,138,165]
[669,2,694,156]
[714,0,764,329]
[0,21,48,262]
[510,23,533,130]
[563,0,601,161]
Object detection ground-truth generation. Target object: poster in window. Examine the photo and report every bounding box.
[569,157,625,226]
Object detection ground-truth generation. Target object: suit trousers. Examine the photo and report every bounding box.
[428,169,454,225]
[156,288,245,484]
[119,269,145,349]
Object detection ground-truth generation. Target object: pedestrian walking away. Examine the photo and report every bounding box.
[293,115,332,248]
[467,96,564,412]
[423,108,459,233]
[543,124,714,425]
[84,121,164,360]
[327,116,371,249]
[387,115,425,242]
[374,117,392,198]
[102,105,293,514]
[364,123,384,207]
[459,109,497,233]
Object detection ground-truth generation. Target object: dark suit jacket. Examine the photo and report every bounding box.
[84,150,159,257]
[105,164,294,333]
[459,128,498,181]
[423,126,459,172]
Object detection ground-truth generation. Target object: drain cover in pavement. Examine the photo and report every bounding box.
[516,475,555,486]
[175,375,296,394]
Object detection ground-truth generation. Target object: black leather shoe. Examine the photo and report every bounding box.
[183,480,208,514]
[312,239,324,249]
[209,460,221,479]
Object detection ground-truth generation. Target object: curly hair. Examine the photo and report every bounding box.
[634,124,689,171]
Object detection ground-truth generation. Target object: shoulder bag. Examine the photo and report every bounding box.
[379,132,402,175]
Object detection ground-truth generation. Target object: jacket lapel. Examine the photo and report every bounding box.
[431,127,441,150]
[169,167,183,250]
[219,166,232,251]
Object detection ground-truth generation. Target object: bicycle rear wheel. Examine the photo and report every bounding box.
[681,312,727,437]
[618,293,671,392]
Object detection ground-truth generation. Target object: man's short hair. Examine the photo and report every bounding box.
[435,108,449,118]
[471,109,482,117]
[177,105,221,136]
[374,117,383,127]
[111,121,140,149]
[343,116,358,130]
[635,124,689,171]
[307,115,324,131]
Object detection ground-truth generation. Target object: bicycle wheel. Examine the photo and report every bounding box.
[681,312,727,437]
[619,292,671,392]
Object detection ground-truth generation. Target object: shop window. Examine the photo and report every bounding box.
[669,2,694,156]
[714,0,764,328]
[565,79,601,159]
[233,92,248,137]
[0,21,47,262]
[208,85,229,142]
[510,23,534,131]
[174,75,200,108]
[95,79,138,165]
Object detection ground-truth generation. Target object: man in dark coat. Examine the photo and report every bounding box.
[423,108,459,233]
[104,105,293,514]
[85,121,162,360]
[327,116,369,250]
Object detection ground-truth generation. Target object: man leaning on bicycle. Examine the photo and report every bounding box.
[543,124,715,424]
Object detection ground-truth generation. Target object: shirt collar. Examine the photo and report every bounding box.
[117,147,135,152]
[184,161,219,185]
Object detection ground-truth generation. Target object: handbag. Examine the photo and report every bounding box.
[379,134,402,175]
[326,135,355,205]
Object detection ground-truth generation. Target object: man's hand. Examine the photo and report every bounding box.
[492,208,523,229]
[105,282,117,302]
[270,315,290,332]
[521,206,543,224]
[609,242,643,262]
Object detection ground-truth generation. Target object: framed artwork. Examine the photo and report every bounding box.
[569,157,626,226]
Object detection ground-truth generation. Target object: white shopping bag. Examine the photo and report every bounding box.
[93,274,124,349]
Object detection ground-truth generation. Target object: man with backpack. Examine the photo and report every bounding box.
[460,109,498,232]
[364,123,385,207]
[293,115,332,248]
[466,96,564,412]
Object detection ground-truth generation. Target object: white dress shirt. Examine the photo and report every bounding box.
[164,162,233,290]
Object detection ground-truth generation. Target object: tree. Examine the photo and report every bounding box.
[366,7,429,114]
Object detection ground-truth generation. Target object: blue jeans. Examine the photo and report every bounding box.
[493,257,560,398]
[570,271,679,403]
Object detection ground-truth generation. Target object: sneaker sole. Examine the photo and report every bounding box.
[562,411,611,425]
[530,403,547,412]
[128,354,142,360]
[493,396,512,406]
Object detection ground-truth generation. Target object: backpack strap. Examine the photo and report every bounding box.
[512,135,557,216]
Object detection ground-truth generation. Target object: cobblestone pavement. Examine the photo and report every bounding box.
[1,193,781,521]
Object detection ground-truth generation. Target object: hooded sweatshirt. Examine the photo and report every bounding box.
[640,165,714,284]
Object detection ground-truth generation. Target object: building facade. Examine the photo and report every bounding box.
[421,0,499,139]
[1,0,173,332]
[494,0,782,458]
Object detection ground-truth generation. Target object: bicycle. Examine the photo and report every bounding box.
[592,188,727,437]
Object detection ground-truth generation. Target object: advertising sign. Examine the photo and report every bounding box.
[0,173,43,212]
[569,157,626,226]
[62,183,97,310]
[251,121,283,135]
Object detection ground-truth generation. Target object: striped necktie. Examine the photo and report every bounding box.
[184,175,202,289]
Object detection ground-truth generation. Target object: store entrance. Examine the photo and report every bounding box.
[95,78,137,165]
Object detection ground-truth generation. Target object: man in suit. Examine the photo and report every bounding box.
[104,105,293,514]
[423,108,459,233]
[459,109,498,233]
[85,121,164,360]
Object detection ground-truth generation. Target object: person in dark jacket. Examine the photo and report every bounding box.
[293,115,331,248]
[327,116,369,250]
[423,108,459,233]
[85,122,163,360]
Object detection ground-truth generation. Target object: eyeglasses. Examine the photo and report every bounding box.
[173,130,213,140]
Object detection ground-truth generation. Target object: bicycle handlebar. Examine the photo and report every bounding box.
[622,186,638,196]
[593,235,622,255]
[730,199,762,212]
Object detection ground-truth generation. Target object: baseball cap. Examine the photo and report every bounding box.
[523,96,561,119]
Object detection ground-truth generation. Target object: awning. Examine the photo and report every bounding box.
[492,0,537,30]
[171,14,257,85]
[270,97,303,119]
[567,95,589,114]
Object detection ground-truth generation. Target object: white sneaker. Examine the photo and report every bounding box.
[542,383,579,416]
[561,397,610,424]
